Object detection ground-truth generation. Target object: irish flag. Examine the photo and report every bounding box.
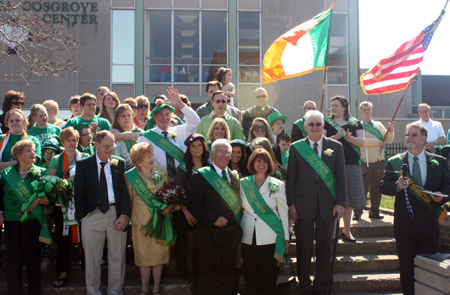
[262,6,333,84]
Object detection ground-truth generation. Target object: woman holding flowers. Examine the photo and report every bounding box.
[323,96,365,242]
[48,127,89,288]
[112,104,143,170]
[125,142,173,295]
[174,133,209,291]
[239,148,289,295]
[0,139,49,295]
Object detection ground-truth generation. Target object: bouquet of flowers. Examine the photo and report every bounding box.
[156,183,187,206]
[142,184,187,244]
[19,168,73,220]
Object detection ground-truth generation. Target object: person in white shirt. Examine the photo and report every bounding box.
[139,87,200,182]
[415,103,446,154]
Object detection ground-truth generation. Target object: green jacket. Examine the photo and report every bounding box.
[196,112,245,141]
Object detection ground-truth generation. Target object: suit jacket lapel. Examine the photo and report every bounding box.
[321,137,331,166]
[88,155,100,197]
[423,152,434,188]
[111,158,120,197]
[304,138,319,177]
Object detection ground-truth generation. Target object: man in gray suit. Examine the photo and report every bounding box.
[287,110,346,295]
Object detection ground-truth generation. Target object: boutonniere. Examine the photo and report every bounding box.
[230,170,239,180]
[151,170,163,184]
[168,131,177,140]
[110,159,119,167]
[348,117,359,127]
[324,148,334,157]
[430,159,439,168]
[268,181,280,194]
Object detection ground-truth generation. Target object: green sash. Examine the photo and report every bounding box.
[1,166,51,244]
[125,167,176,245]
[123,139,136,152]
[240,176,285,262]
[363,123,388,163]
[294,118,308,137]
[325,117,363,166]
[292,140,336,199]
[197,167,241,223]
[142,130,187,172]
[390,155,447,223]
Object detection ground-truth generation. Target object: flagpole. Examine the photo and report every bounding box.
[383,85,410,141]
[444,0,449,11]
[320,70,327,113]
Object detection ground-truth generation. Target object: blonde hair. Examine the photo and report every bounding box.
[5,109,28,129]
[247,117,275,144]
[207,118,230,142]
[60,126,80,143]
[136,95,150,118]
[43,100,59,113]
[129,142,154,167]
[27,104,48,130]
[11,139,35,160]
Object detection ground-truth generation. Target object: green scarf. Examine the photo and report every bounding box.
[240,176,285,262]
[125,167,176,245]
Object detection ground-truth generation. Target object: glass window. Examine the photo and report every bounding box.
[329,13,347,67]
[239,12,260,84]
[112,10,135,83]
[174,11,199,65]
[146,10,172,82]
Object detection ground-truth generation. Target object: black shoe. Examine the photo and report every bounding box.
[341,231,356,243]
[352,214,361,220]
[369,213,384,219]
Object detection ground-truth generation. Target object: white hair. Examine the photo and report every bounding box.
[304,110,324,124]
[303,100,317,109]
[359,101,373,111]
[211,139,231,152]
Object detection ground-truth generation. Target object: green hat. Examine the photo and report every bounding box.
[267,111,288,126]
[150,98,175,118]
[41,139,61,153]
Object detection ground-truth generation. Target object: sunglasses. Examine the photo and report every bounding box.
[130,106,138,110]
[405,133,419,138]
[43,152,56,156]
[307,122,322,127]
[11,101,24,106]
[255,95,267,99]
[138,104,148,109]
[253,125,268,131]
[214,99,227,104]
[227,99,231,103]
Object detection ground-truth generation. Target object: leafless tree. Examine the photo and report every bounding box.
[0,1,82,84]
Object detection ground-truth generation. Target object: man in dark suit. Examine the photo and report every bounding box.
[75,130,130,295]
[287,110,346,295]
[186,139,242,295]
[379,122,450,295]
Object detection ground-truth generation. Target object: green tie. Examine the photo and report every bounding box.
[221,170,229,185]
[412,156,423,187]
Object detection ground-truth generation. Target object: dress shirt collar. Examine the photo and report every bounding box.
[407,149,426,163]
[213,163,228,177]
[95,153,110,166]
[419,118,432,124]
[362,119,373,125]
[307,135,324,158]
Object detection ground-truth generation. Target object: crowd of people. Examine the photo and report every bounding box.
[0,68,449,295]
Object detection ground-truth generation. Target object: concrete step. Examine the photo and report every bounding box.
[278,272,401,293]
[289,236,397,256]
[286,254,399,273]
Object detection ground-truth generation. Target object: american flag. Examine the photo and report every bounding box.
[360,11,445,95]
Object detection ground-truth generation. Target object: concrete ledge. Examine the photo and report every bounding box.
[415,281,450,295]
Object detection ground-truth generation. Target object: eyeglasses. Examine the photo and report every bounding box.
[99,143,116,150]
[43,152,56,156]
[214,99,227,104]
[227,99,231,103]
[255,95,267,99]
[130,106,138,110]
[307,122,322,127]
[214,150,232,156]
[405,133,419,138]
[138,104,148,109]
[253,125,268,131]
[11,101,24,106]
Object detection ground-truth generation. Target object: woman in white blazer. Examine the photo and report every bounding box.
[240,148,289,295]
